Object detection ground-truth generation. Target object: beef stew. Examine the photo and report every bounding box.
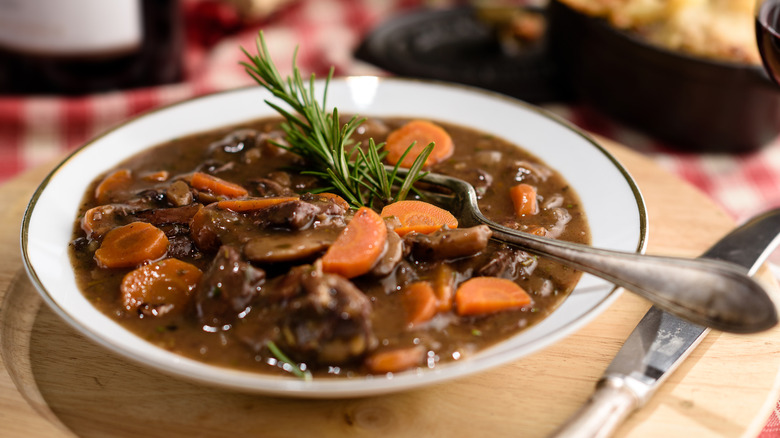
[69,115,589,378]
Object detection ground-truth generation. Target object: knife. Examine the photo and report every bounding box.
[549,208,780,438]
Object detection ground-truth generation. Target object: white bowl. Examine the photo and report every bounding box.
[21,77,647,398]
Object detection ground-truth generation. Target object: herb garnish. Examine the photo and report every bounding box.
[241,31,433,209]
[267,340,312,380]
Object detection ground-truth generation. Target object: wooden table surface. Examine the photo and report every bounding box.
[1,138,779,438]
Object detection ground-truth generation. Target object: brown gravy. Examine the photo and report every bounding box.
[69,116,589,378]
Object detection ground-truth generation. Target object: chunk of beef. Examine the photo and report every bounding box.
[152,222,199,259]
[251,200,320,230]
[276,263,377,364]
[299,192,349,227]
[477,245,537,280]
[405,225,492,261]
[195,245,266,327]
[251,196,348,230]
[269,264,320,302]
[134,204,202,226]
[167,235,196,259]
[189,204,237,251]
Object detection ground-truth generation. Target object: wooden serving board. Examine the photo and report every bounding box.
[1,138,779,438]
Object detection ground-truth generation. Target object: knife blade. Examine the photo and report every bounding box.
[549,208,780,438]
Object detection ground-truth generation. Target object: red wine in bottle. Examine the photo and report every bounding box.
[757,0,780,86]
[0,0,183,95]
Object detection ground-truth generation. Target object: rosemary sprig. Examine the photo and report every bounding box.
[240,31,433,208]
[267,341,312,380]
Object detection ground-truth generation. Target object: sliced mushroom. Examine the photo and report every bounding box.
[165,180,193,206]
[370,229,404,277]
[405,225,492,261]
[244,228,341,264]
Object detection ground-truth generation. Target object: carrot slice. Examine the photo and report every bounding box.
[190,172,249,198]
[384,120,454,168]
[94,222,169,268]
[94,169,132,204]
[510,183,538,216]
[317,192,350,210]
[141,170,170,182]
[321,207,388,278]
[120,258,202,316]
[455,277,532,316]
[365,346,425,374]
[432,264,456,311]
[216,196,299,212]
[401,281,439,326]
[381,200,458,236]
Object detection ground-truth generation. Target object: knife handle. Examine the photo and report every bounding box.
[548,377,640,438]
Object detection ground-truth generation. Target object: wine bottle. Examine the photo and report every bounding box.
[0,0,184,95]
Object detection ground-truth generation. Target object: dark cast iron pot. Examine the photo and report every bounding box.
[547,0,780,152]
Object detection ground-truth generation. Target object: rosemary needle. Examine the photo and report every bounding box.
[240,31,433,209]
[266,341,312,380]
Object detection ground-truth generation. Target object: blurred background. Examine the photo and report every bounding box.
[1,0,779,227]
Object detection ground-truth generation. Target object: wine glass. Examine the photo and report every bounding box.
[757,0,780,86]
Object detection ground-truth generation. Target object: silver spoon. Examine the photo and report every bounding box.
[392,167,778,334]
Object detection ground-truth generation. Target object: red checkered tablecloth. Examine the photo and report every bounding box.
[2,0,779,435]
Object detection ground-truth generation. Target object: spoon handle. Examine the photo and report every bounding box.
[400,166,778,333]
[487,221,777,333]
